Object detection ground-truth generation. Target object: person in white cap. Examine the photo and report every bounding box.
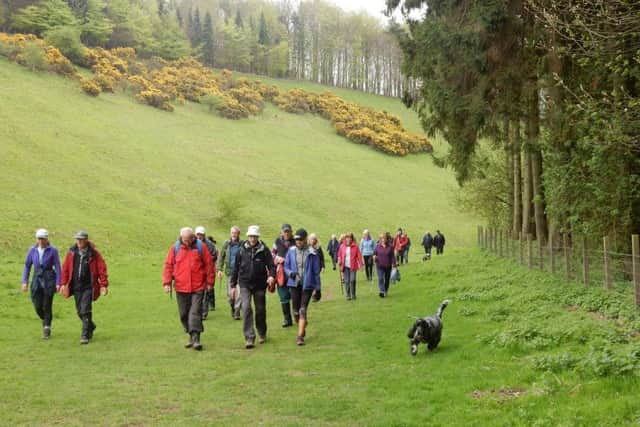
[230,225,276,349]
[195,226,218,319]
[163,227,215,350]
[21,229,62,339]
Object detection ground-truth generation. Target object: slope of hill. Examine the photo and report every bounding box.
[0,57,471,260]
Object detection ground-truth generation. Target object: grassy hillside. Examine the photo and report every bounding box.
[2,59,637,426]
[0,57,468,261]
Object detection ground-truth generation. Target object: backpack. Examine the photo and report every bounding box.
[173,239,204,263]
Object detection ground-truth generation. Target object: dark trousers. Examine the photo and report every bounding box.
[290,286,313,320]
[436,246,444,255]
[364,255,374,281]
[343,268,357,299]
[240,287,266,340]
[376,266,392,294]
[331,255,337,270]
[176,291,204,334]
[73,287,94,337]
[201,288,216,317]
[31,287,54,327]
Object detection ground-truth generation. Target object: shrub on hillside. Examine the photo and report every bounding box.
[80,77,101,96]
[43,26,86,65]
[17,42,48,71]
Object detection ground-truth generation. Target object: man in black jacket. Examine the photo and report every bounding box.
[231,225,276,349]
[326,234,340,271]
[434,230,446,255]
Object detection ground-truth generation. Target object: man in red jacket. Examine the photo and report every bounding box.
[163,227,215,351]
[59,230,109,345]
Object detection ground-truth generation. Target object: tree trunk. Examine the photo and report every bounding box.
[512,119,522,239]
[522,148,534,238]
[528,85,548,244]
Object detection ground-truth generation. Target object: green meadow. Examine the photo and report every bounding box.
[1,58,638,426]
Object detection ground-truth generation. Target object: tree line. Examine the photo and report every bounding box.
[387,0,640,251]
[0,0,411,96]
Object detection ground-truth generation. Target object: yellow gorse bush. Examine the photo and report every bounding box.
[0,32,431,156]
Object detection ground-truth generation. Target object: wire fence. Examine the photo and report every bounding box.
[477,226,640,308]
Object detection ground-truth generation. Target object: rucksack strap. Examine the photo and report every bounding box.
[174,239,204,262]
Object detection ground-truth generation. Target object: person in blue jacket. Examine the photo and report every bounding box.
[21,229,62,339]
[360,229,375,281]
[284,228,321,346]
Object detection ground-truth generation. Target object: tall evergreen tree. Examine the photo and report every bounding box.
[192,7,202,46]
[201,11,215,66]
[258,11,270,45]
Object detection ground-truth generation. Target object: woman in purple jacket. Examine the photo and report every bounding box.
[373,232,396,298]
[21,229,62,339]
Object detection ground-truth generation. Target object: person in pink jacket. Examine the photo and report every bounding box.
[337,232,364,301]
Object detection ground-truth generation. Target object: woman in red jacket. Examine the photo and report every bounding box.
[59,231,108,345]
[337,232,364,301]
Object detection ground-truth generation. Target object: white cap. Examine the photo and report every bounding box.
[195,226,206,235]
[35,229,48,239]
[246,225,261,237]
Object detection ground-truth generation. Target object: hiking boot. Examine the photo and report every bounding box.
[258,335,266,344]
[379,292,385,298]
[245,339,255,349]
[185,334,194,349]
[281,303,293,328]
[80,336,89,345]
[192,333,202,351]
[296,336,305,346]
[87,323,96,339]
[42,326,51,340]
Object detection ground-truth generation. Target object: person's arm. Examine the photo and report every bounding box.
[265,248,276,279]
[94,249,109,295]
[162,246,175,292]
[21,248,33,288]
[230,249,241,287]
[202,244,215,288]
[53,248,62,287]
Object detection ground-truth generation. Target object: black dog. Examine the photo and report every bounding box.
[407,299,449,356]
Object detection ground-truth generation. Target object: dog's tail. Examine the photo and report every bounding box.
[436,299,450,318]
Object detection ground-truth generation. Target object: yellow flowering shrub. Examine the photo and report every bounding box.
[80,77,101,96]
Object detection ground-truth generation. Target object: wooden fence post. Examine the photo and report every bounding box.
[519,232,524,265]
[527,233,533,269]
[603,236,612,290]
[633,235,639,308]
[549,233,556,274]
[563,233,571,281]
[582,236,589,287]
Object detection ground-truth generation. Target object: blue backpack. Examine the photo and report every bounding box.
[174,239,204,262]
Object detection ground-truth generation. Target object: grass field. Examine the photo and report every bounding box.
[1,58,639,426]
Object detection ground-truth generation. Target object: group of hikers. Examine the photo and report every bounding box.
[20,225,445,350]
